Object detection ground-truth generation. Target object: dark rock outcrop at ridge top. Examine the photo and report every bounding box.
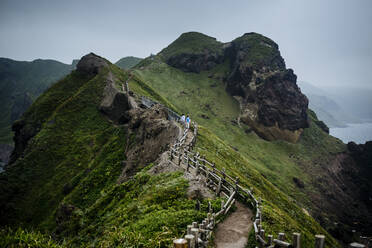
[159,32,224,73]
[76,53,108,76]
[166,52,224,73]
[161,32,309,142]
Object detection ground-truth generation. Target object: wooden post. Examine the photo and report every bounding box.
[221,200,225,210]
[169,149,173,160]
[212,163,215,173]
[315,235,325,248]
[260,229,265,239]
[202,220,207,229]
[198,224,204,241]
[258,225,262,233]
[222,167,226,180]
[192,222,198,228]
[195,160,200,175]
[293,232,300,248]
[187,225,192,235]
[235,176,239,193]
[173,238,187,248]
[186,157,190,172]
[255,218,260,225]
[185,234,195,248]
[178,153,182,166]
[208,201,212,213]
[216,177,222,196]
[191,228,199,248]
[267,235,273,246]
[205,168,210,183]
[278,233,285,241]
[211,213,216,228]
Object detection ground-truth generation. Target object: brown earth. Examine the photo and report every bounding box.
[214,201,253,248]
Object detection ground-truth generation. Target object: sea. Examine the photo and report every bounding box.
[330,122,372,144]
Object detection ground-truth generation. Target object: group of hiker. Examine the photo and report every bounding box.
[180,114,191,129]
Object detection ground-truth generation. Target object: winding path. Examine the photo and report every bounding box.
[214,201,253,248]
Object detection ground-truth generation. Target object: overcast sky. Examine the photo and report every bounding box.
[1,0,371,89]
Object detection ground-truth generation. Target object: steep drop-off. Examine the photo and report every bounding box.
[133,31,371,244]
[158,32,309,142]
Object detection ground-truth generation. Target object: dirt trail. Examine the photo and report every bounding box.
[214,201,253,248]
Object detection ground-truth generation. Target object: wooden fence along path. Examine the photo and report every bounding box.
[169,125,370,248]
[122,82,370,248]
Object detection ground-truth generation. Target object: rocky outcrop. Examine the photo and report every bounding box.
[166,52,223,73]
[9,119,40,164]
[162,32,309,142]
[76,53,108,76]
[99,73,130,124]
[118,104,179,182]
[224,33,309,142]
[160,32,224,73]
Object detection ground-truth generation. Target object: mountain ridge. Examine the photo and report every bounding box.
[1,32,371,247]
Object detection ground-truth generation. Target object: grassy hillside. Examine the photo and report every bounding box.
[0,58,73,144]
[132,58,346,244]
[115,56,142,69]
[133,59,345,204]
[158,32,223,60]
[0,54,344,247]
[0,60,221,247]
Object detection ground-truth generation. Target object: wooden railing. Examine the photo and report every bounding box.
[123,82,371,248]
[170,125,371,248]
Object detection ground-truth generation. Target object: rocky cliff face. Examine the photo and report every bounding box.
[161,32,309,142]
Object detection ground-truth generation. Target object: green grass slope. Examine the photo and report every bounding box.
[0,60,221,247]
[115,56,142,69]
[132,58,345,246]
[158,31,223,60]
[0,58,73,144]
[0,53,345,247]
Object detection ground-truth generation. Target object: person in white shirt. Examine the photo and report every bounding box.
[180,114,186,127]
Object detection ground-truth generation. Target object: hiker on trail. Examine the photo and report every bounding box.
[180,114,186,126]
[186,115,190,129]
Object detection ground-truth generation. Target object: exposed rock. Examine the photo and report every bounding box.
[99,72,130,124]
[117,104,179,182]
[225,34,309,142]
[160,32,224,73]
[162,32,309,142]
[76,53,108,76]
[9,119,40,165]
[293,177,305,188]
[166,52,223,73]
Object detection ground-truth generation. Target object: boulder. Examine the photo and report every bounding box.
[117,104,179,182]
[76,53,108,76]
[99,73,130,124]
